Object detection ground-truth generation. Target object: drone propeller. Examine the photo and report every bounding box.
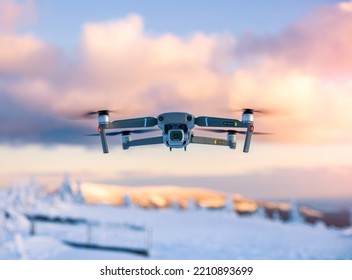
[199,128,272,135]
[86,128,158,136]
[234,108,275,115]
[220,107,273,115]
[83,109,119,118]
[64,109,120,120]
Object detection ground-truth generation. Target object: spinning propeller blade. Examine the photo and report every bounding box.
[83,109,118,118]
[65,109,120,120]
[229,108,275,115]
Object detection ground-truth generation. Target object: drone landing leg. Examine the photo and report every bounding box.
[243,125,254,153]
[99,129,109,153]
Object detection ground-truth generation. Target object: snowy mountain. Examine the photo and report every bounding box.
[0,180,351,260]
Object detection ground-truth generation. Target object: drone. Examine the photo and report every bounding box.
[86,109,269,153]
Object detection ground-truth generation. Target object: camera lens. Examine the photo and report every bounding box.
[170,131,183,141]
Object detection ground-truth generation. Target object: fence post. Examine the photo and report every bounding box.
[146,227,152,256]
[86,224,92,243]
[29,221,35,236]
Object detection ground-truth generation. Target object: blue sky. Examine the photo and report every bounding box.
[32,0,339,50]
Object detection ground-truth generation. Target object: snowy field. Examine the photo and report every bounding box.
[1,200,351,260]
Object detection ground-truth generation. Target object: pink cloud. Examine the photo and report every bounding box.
[228,3,352,143]
[236,3,352,76]
[0,33,59,75]
[0,0,36,33]
[1,3,352,145]
[60,14,234,115]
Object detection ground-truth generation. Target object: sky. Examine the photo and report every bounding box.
[0,0,352,200]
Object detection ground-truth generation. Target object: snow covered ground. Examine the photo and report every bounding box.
[1,201,351,260]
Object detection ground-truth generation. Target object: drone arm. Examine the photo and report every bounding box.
[108,117,158,129]
[123,136,164,150]
[195,116,248,128]
[191,136,230,147]
[195,116,255,152]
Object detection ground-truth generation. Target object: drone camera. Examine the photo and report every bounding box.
[169,129,184,142]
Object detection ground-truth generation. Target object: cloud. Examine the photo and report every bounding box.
[0,2,352,146]
[0,0,36,33]
[110,166,352,200]
[0,93,95,146]
[236,3,352,76]
[0,33,59,75]
[59,14,235,115]
[229,2,352,143]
